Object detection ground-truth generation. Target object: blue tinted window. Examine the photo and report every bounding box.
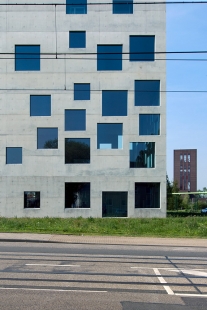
[66,0,87,14]
[30,95,51,116]
[113,0,133,14]
[97,45,122,71]
[65,110,86,131]
[102,192,128,217]
[15,45,40,71]
[102,90,127,116]
[97,124,123,149]
[6,147,22,164]
[74,83,90,100]
[130,36,155,61]
[135,183,160,208]
[37,128,58,149]
[139,114,160,135]
[69,31,86,48]
[135,81,160,106]
[65,138,90,164]
[130,142,155,168]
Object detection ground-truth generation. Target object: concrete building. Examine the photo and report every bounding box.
[0,0,166,217]
[174,149,197,192]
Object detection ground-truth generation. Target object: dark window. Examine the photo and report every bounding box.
[102,192,127,217]
[65,183,90,208]
[135,183,160,208]
[135,81,160,106]
[97,45,122,71]
[97,124,123,149]
[139,114,160,135]
[6,147,22,164]
[37,128,58,149]
[102,90,127,116]
[24,192,40,209]
[15,45,40,71]
[30,95,51,116]
[65,138,90,164]
[113,0,133,14]
[69,31,86,48]
[66,0,87,14]
[130,142,155,168]
[130,36,155,61]
[65,109,86,131]
[74,83,90,100]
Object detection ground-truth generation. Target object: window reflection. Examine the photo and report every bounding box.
[139,114,160,135]
[130,142,155,168]
[65,183,90,208]
[97,123,123,149]
[102,90,127,116]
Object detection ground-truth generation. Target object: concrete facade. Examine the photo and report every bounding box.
[0,0,166,217]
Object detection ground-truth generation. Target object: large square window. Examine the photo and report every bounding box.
[74,83,90,100]
[135,183,160,208]
[69,31,86,48]
[97,124,123,149]
[15,45,40,71]
[135,81,160,106]
[130,142,155,168]
[102,192,127,217]
[24,192,40,209]
[30,95,51,116]
[65,138,90,164]
[65,110,86,131]
[37,128,58,149]
[130,36,155,61]
[113,0,133,14]
[139,114,160,135]
[66,0,87,14]
[65,183,90,208]
[102,90,127,116]
[6,147,22,164]
[97,45,122,71]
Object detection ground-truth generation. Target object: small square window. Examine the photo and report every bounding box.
[102,90,127,116]
[69,31,86,48]
[130,36,155,61]
[74,83,90,100]
[135,81,160,106]
[65,110,86,131]
[24,191,40,209]
[65,138,90,164]
[102,192,128,217]
[139,114,160,135]
[37,128,58,149]
[66,0,87,14]
[97,45,122,71]
[130,142,155,168]
[135,183,160,208]
[113,0,133,14]
[15,45,40,71]
[65,182,90,208]
[30,95,51,116]
[6,147,22,164]
[97,124,123,149]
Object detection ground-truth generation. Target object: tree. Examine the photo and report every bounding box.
[167,175,181,210]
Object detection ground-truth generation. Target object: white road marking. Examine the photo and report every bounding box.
[175,293,207,298]
[0,287,107,293]
[167,269,207,277]
[26,264,80,267]
[153,268,174,295]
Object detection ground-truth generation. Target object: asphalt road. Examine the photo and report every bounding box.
[0,242,207,310]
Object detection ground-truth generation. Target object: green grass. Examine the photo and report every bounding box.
[0,217,207,238]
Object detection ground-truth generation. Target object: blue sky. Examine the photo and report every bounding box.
[167,2,207,189]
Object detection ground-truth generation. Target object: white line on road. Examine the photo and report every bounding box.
[153,268,174,295]
[175,293,207,298]
[26,264,80,267]
[0,287,107,293]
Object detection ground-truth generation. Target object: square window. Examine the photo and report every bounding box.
[74,83,90,100]
[6,147,22,164]
[65,110,86,131]
[65,138,90,164]
[97,124,123,149]
[65,183,90,208]
[102,90,127,116]
[102,192,128,217]
[139,114,160,135]
[69,31,86,48]
[97,45,122,71]
[15,45,40,71]
[37,128,58,149]
[66,0,87,14]
[135,81,160,106]
[130,142,155,168]
[130,36,155,61]
[113,0,133,14]
[135,183,160,208]
[24,191,40,209]
[30,95,51,116]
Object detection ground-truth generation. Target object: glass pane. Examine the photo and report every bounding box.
[24,191,40,208]
[6,147,22,164]
[30,95,51,116]
[113,0,133,14]
[65,138,90,164]
[97,124,123,149]
[65,110,86,131]
[15,45,40,71]
[97,45,122,71]
[74,83,90,100]
[135,81,160,106]
[66,0,87,14]
[135,183,160,208]
[102,90,127,116]
[102,192,128,217]
[65,183,90,208]
[69,31,86,48]
[130,36,155,61]
[139,114,160,135]
[130,142,155,168]
[37,128,58,149]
